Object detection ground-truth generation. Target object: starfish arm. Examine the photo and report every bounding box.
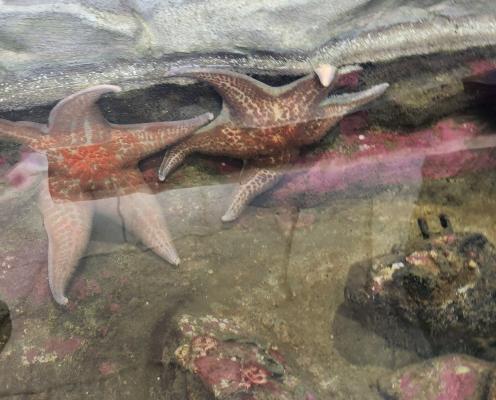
[280,65,337,107]
[119,190,180,265]
[38,182,94,305]
[112,112,214,162]
[222,168,283,222]
[48,85,121,142]
[319,83,389,118]
[166,68,275,125]
[158,140,194,181]
[0,119,45,149]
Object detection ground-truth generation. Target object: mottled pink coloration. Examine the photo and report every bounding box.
[241,362,271,387]
[379,355,492,400]
[22,336,83,365]
[335,70,361,89]
[71,278,102,301]
[44,337,83,358]
[109,303,121,313]
[99,361,118,376]
[399,373,421,400]
[271,118,496,205]
[194,356,242,386]
[468,60,496,76]
[437,363,477,400]
[0,242,50,307]
[174,314,317,399]
[339,112,369,136]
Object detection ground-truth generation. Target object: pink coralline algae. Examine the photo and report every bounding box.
[378,355,494,400]
[23,336,83,365]
[172,314,317,399]
[269,118,496,207]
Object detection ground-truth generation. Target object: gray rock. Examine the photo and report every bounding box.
[0,0,496,111]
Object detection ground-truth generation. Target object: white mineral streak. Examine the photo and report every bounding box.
[313,16,496,66]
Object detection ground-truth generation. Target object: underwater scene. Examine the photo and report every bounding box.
[2,1,496,399]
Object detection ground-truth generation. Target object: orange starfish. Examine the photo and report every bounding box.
[158,65,388,221]
[0,85,212,305]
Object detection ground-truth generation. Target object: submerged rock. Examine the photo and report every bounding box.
[377,354,495,400]
[161,314,317,400]
[344,216,496,359]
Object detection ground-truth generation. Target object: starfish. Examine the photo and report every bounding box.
[158,65,389,221]
[0,85,213,305]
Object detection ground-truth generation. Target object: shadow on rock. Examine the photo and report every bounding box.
[0,299,11,354]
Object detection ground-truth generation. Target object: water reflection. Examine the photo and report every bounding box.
[0,63,495,399]
[0,85,212,305]
[158,66,389,222]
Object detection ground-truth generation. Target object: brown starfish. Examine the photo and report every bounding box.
[158,65,389,221]
[0,85,212,304]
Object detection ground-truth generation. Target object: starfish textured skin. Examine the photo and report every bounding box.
[158,65,389,221]
[0,85,213,305]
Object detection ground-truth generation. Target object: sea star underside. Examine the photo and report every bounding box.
[0,85,212,305]
[158,65,389,221]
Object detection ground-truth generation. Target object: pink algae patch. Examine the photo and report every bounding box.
[44,337,83,358]
[23,337,83,365]
[72,278,102,300]
[194,356,242,386]
[468,60,496,76]
[336,70,360,89]
[437,364,477,400]
[99,361,118,376]
[109,303,121,313]
[339,112,369,136]
[399,373,421,400]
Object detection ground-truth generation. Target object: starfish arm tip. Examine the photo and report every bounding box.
[53,293,69,306]
[314,64,337,87]
[165,250,181,266]
[376,82,390,93]
[94,84,122,93]
[157,171,167,181]
[192,111,214,126]
[221,212,237,223]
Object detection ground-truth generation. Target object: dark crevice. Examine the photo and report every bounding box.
[439,214,451,230]
[0,299,11,355]
[417,218,430,239]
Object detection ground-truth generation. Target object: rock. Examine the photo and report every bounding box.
[344,215,496,360]
[377,354,495,400]
[161,314,317,399]
[0,1,496,111]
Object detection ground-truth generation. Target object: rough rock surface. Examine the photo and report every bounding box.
[161,314,317,399]
[1,1,496,111]
[1,0,493,72]
[343,216,496,360]
[377,354,495,400]
[1,162,496,398]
